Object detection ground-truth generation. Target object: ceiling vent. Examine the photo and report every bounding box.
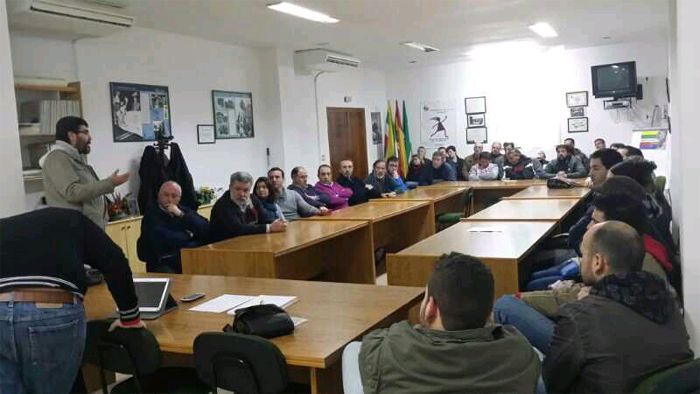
[294,49,360,74]
[7,0,135,37]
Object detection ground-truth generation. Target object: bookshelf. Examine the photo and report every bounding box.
[14,81,82,184]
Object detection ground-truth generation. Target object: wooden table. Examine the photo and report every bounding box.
[182,220,375,284]
[387,221,557,297]
[84,274,423,394]
[462,198,581,222]
[372,187,468,216]
[503,185,591,200]
[304,201,435,256]
[423,180,548,213]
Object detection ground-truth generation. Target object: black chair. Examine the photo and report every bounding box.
[194,331,304,393]
[634,358,700,394]
[83,320,207,393]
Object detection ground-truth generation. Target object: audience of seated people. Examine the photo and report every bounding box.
[497,221,691,393]
[386,156,412,192]
[288,166,330,208]
[314,164,353,210]
[461,142,483,180]
[209,171,287,242]
[344,252,540,394]
[337,159,382,205]
[137,181,209,273]
[365,159,401,197]
[252,176,285,223]
[564,137,590,171]
[468,152,499,181]
[542,144,587,179]
[268,167,329,220]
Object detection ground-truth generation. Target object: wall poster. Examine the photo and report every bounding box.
[420,100,455,146]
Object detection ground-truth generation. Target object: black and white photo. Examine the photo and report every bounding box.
[568,117,589,133]
[109,82,172,142]
[370,112,382,145]
[212,90,254,139]
[467,113,486,128]
[570,107,585,117]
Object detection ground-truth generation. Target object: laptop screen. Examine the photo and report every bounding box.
[133,278,170,312]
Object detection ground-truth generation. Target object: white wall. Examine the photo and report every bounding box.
[10,32,77,81]
[386,41,668,162]
[673,0,700,352]
[0,1,25,217]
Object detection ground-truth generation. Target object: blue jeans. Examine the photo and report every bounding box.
[0,301,86,394]
[493,295,555,355]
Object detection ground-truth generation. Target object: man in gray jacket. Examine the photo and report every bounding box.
[267,167,329,220]
[41,116,129,228]
[347,252,540,394]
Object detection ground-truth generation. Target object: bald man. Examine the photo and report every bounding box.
[137,181,209,273]
[543,221,691,393]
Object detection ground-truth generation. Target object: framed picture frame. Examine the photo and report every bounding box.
[465,96,486,114]
[370,111,382,145]
[109,82,172,142]
[466,126,488,144]
[570,107,585,117]
[568,117,589,133]
[211,90,254,139]
[566,91,588,107]
[467,113,486,128]
[197,124,215,144]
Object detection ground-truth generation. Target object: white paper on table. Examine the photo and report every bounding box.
[467,226,506,233]
[189,294,253,313]
[226,295,298,315]
[291,316,308,327]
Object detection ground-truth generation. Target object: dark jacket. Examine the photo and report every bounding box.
[137,143,198,214]
[209,191,266,243]
[360,321,540,394]
[137,204,209,272]
[543,155,587,179]
[337,175,381,206]
[407,163,428,185]
[574,148,590,171]
[422,163,456,185]
[446,157,466,180]
[504,157,537,179]
[544,272,693,393]
[0,208,140,323]
[365,173,401,195]
[287,184,330,208]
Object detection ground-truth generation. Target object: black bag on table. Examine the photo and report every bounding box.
[223,304,294,339]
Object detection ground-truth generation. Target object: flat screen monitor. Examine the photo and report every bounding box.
[591,61,637,98]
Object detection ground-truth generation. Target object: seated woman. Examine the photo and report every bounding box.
[252,176,284,224]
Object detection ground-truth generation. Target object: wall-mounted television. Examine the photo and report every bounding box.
[591,61,637,98]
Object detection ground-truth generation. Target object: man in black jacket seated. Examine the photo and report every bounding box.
[544,221,692,393]
[209,171,287,242]
[337,159,381,206]
[137,181,210,273]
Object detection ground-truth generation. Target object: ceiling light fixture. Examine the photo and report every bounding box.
[528,22,558,38]
[401,42,440,53]
[267,2,339,24]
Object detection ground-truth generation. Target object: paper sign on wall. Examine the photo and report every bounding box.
[421,100,456,146]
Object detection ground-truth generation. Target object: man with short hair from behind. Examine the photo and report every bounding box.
[314,164,353,210]
[138,181,209,273]
[345,253,540,394]
[594,138,606,150]
[209,171,287,242]
[619,145,645,159]
[543,221,692,393]
[41,116,130,229]
[337,159,382,206]
[365,160,400,198]
[543,144,587,179]
[288,166,330,208]
[268,167,329,220]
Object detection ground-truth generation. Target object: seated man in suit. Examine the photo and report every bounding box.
[314,164,353,210]
[268,167,329,220]
[209,171,287,242]
[288,166,330,208]
[542,221,692,392]
[337,159,381,206]
[542,144,587,179]
[365,159,401,198]
[137,181,209,273]
[342,252,540,394]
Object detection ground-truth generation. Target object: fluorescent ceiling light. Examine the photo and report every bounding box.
[267,2,339,23]
[402,42,440,53]
[529,22,558,38]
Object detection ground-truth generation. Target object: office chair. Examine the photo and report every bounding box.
[634,358,700,394]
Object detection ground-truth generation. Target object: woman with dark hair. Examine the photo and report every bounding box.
[252,177,284,224]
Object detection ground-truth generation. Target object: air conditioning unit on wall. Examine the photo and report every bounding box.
[294,49,361,74]
[7,0,135,38]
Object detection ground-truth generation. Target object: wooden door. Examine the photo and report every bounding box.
[327,107,369,179]
[124,219,146,273]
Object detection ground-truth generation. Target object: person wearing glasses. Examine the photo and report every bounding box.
[41,116,130,229]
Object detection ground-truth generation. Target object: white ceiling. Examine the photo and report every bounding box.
[15,0,672,69]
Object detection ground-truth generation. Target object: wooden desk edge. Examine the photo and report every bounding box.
[302,201,432,222]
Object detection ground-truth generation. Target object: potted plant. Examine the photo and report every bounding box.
[107,192,132,221]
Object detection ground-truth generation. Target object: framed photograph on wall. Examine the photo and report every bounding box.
[370,111,382,145]
[568,117,589,133]
[465,96,486,114]
[109,82,172,142]
[570,107,585,117]
[212,90,254,139]
[566,91,588,107]
[197,124,215,144]
[466,127,488,144]
[467,113,486,128]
